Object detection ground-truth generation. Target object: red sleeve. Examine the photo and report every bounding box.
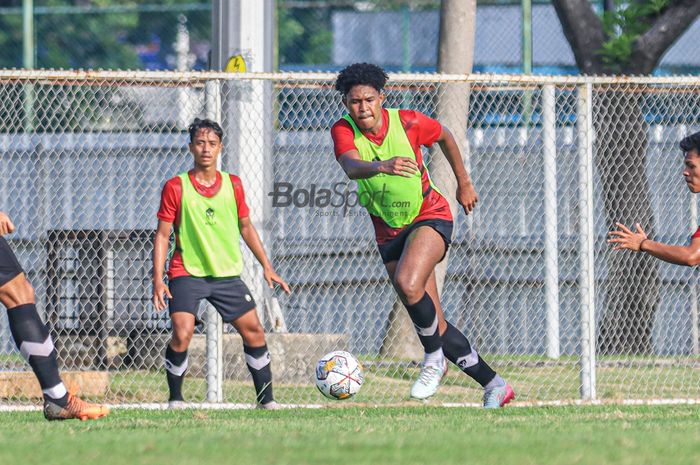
[399,109,443,147]
[331,119,357,159]
[157,177,181,223]
[692,226,700,239]
[230,174,250,219]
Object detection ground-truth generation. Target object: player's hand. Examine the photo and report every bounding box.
[457,181,478,215]
[264,267,291,294]
[0,211,15,236]
[380,157,419,177]
[607,222,647,252]
[152,280,172,311]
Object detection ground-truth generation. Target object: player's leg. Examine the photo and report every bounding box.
[230,309,276,408]
[210,277,276,409]
[0,238,108,420]
[166,277,203,405]
[424,271,514,408]
[388,226,448,399]
[166,312,195,405]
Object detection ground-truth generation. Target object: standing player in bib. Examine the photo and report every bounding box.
[331,63,514,407]
[153,118,290,409]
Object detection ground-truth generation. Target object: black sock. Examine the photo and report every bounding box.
[164,346,188,402]
[404,293,442,353]
[441,321,497,387]
[7,304,68,407]
[243,344,274,405]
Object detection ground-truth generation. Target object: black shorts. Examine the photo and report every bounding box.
[377,219,454,264]
[0,236,24,287]
[168,276,257,324]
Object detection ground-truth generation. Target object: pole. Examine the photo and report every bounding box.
[691,195,699,355]
[22,0,35,132]
[521,0,533,128]
[209,0,275,399]
[577,83,596,400]
[204,79,224,403]
[543,84,559,359]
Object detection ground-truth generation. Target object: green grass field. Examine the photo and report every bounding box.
[0,405,698,465]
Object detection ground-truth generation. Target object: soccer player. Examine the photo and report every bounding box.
[330,63,514,407]
[608,131,700,264]
[152,118,290,409]
[0,211,110,420]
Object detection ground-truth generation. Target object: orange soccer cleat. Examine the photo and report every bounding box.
[43,393,110,421]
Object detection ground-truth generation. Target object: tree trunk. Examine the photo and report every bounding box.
[593,88,659,354]
[432,0,476,292]
[548,0,700,355]
[379,0,476,359]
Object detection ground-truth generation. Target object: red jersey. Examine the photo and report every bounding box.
[157,170,250,280]
[331,108,453,244]
[692,227,700,239]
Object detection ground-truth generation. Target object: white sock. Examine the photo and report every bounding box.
[485,374,506,390]
[423,348,444,368]
[43,382,67,400]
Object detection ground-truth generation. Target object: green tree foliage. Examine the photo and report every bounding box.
[0,0,211,70]
[278,3,333,66]
[599,0,670,72]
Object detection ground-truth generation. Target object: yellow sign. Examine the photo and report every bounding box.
[225,54,247,73]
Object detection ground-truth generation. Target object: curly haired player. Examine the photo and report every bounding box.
[330,63,514,407]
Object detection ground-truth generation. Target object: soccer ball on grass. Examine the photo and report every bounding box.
[315,350,363,400]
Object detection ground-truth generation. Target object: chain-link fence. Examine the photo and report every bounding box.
[1,71,699,407]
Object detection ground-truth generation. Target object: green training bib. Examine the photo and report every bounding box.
[176,172,243,277]
[343,109,424,228]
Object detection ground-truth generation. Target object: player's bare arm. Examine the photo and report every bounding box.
[436,125,478,214]
[152,219,173,311]
[337,149,419,179]
[0,211,15,236]
[608,222,700,266]
[239,217,291,293]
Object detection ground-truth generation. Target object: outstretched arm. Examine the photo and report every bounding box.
[239,217,291,293]
[436,125,478,214]
[608,222,700,267]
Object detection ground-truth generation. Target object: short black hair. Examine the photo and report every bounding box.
[188,118,223,143]
[335,63,389,97]
[680,131,700,155]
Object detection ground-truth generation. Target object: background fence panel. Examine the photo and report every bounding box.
[0,71,698,407]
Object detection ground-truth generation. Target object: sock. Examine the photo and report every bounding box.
[441,321,498,387]
[243,344,274,405]
[423,348,445,369]
[484,374,506,390]
[164,346,188,401]
[7,304,68,407]
[405,293,442,354]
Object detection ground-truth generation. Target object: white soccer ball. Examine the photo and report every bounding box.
[315,350,364,400]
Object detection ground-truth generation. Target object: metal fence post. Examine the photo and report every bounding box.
[205,79,224,402]
[577,82,596,400]
[543,84,560,359]
[691,195,699,355]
